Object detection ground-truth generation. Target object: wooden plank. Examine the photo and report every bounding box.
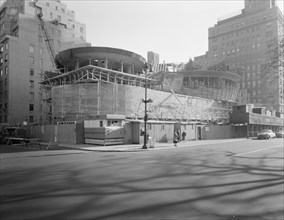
[85,138,124,146]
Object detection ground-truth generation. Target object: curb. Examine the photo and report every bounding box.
[56,138,249,152]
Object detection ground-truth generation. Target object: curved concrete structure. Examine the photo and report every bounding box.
[46,46,241,123]
[55,47,146,74]
[151,70,241,102]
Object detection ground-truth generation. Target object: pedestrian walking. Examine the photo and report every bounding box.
[173,129,178,147]
[182,131,186,141]
[177,129,181,142]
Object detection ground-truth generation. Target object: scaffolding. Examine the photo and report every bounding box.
[47,65,232,123]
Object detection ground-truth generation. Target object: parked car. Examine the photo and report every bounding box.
[276,130,284,138]
[257,129,276,139]
[1,127,27,144]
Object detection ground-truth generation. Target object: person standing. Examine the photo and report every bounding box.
[177,129,181,142]
[173,129,178,147]
[182,130,186,141]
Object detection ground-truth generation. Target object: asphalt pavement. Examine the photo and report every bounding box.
[1,138,283,220]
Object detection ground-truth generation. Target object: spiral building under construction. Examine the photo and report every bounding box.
[44,47,242,123]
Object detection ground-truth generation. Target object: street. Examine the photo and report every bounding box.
[0,138,283,220]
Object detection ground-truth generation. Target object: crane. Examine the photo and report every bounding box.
[37,12,59,74]
[37,11,59,124]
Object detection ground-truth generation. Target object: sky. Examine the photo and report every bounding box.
[62,0,284,63]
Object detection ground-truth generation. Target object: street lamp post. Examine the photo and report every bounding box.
[142,63,153,149]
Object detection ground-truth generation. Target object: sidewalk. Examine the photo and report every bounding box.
[57,138,249,152]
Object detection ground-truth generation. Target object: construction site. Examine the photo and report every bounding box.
[25,46,247,145]
[1,0,283,146]
[43,47,242,124]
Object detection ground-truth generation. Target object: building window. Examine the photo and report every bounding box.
[4,78,7,85]
[40,58,43,66]
[5,54,8,62]
[57,15,61,22]
[0,58,3,64]
[29,80,34,88]
[55,6,58,11]
[29,104,34,111]
[0,69,3,77]
[40,47,43,55]
[61,8,65,13]
[5,42,8,50]
[80,27,83,33]
[30,69,34,76]
[46,2,49,6]
[29,116,34,123]
[0,45,3,53]
[30,57,34,65]
[29,92,34,101]
[5,66,8,74]
[29,45,34,54]
[50,12,53,19]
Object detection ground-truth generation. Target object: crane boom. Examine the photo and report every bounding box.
[36,12,57,124]
[37,12,59,73]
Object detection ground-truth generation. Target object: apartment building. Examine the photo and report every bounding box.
[195,0,284,113]
[0,0,90,126]
[193,52,209,70]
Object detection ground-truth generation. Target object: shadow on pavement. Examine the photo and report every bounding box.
[0,149,283,220]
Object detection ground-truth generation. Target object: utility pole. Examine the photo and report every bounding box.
[142,63,153,149]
